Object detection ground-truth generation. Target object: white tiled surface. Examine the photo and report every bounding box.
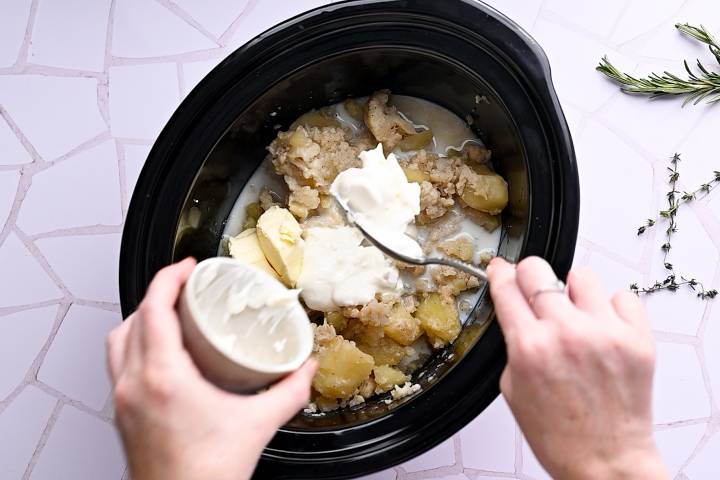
[0,1,718,479]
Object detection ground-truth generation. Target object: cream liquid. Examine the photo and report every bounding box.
[222,95,501,323]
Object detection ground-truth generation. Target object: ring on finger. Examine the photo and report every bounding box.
[528,279,567,306]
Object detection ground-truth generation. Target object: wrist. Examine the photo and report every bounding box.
[574,444,668,480]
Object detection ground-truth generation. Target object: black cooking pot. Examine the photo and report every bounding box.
[119,0,579,478]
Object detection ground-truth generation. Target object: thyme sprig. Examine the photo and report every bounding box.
[597,23,720,106]
[632,154,718,300]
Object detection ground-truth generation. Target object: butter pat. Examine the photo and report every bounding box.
[256,206,304,287]
[228,228,280,281]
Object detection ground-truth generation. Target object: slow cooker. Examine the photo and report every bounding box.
[119,0,580,477]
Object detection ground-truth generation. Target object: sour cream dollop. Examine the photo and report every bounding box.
[330,144,423,257]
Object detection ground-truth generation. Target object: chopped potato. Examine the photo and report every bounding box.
[343,99,364,121]
[460,167,508,215]
[325,311,347,333]
[415,293,461,347]
[384,304,423,346]
[438,236,474,262]
[313,337,374,399]
[464,208,501,232]
[402,166,431,184]
[290,110,341,130]
[373,365,409,393]
[397,129,433,151]
[242,202,264,230]
[343,319,385,346]
[314,395,338,412]
[357,337,408,366]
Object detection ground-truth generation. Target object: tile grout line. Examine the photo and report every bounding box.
[116,141,129,221]
[156,0,221,46]
[22,398,64,480]
[14,227,73,297]
[176,61,185,99]
[0,106,45,164]
[217,0,258,46]
[28,224,124,241]
[13,0,40,69]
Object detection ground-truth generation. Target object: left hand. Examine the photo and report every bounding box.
[107,258,317,480]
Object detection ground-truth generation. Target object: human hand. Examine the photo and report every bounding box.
[107,258,317,480]
[487,256,667,480]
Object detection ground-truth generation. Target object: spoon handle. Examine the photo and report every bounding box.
[421,256,488,281]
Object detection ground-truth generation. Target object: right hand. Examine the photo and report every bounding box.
[487,257,668,480]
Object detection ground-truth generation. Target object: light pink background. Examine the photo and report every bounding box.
[0,0,719,478]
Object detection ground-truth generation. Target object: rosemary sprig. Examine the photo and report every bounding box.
[597,23,720,106]
[632,154,718,300]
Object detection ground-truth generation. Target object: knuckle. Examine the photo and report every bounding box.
[141,364,175,404]
[512,337,546,372]
[516,256,543,276]
[113,379,136,414]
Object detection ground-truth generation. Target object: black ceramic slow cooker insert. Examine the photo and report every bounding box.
[119,0,580,478]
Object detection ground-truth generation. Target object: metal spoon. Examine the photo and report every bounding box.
[333,196,488,281]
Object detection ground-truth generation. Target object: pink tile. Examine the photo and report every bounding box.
[401,437,455,472]
[36,233,121,303]
[684,431,720,479]
[544,0,627,37]
[225,0,343,52]
[654,423,707,477]
[571,244,589,268]
[28,0,112,72]
[37,305,120,410]
[0,115,33,165]
[521,435,551,480]
[599,66,710,159]
[652,343,711,425]
[17,140,122,235]
[532,18,634,112]
[181,58,222,96]
[645,209,717,336]
[611,0,684,44]
[0,0,31,67]
[109,63,180,139]
[481,0,543,33]
[172,0,250,38]
[0,233,62,307]
[358,468,397,480]
[112,0,216,58]
[585,251,643,296]
[703,304,720,407]
[0,385,57,479]
[29,405,124,480]
[560,103,586,143]
[0,75,106,161]
[459,396,516,472]
[0,170,19,230]
[575,120,652,262]
[122,144,151,210]
[0,306,57,399]
[677,108,720,191]
[634,1,720,66]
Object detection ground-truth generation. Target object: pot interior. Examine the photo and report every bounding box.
[171,47,531,428]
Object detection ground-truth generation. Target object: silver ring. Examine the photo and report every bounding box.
[528,279,566,306]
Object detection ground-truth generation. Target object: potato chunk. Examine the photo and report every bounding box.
[459,165,508,215]
[373,365,409,393]
[290,110,341,130]
[402,166,431,184]
[324,311,347,333]
[397,129,433,151]
[384,304,423,346]
[415,293,461,347]
[438,235,474,262]
[357,337,408,366]
[313,337,374,399]
[364,90,416,151]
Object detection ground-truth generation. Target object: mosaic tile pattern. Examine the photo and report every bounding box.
[0,0,718,478]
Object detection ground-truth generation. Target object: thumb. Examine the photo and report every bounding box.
[255,358,318,427]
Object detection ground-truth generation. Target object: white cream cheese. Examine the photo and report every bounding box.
[330,144,423,257]
[297,226,400,311]
[192,259,308,365]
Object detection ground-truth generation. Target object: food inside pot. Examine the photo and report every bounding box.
[221,91,509,411]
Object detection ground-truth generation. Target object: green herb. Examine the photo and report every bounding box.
[597,23,720,106]
[633,154,718,300]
